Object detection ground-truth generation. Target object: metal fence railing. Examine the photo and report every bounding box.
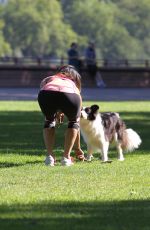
[0,56,150,68]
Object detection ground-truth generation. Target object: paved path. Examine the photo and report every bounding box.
[0,87,149,101]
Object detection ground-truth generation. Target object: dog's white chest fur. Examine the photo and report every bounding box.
[80,114,106,151]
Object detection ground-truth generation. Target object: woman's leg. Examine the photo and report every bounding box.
[73,130,85,160]
[63,128,78,159]
[73,130,81,150]
[43,127,55,158]
[38,91,57,162]
[62,93,82,160]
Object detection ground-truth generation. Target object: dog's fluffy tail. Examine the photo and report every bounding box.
[122,128,142,152]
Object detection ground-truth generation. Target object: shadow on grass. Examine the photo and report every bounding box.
[0,199,150,230]
[0,160,42,168]
[0,111,65,156]
[0,111,149,156]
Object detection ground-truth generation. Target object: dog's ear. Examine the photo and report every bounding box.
[91,105,99,113]
[85,107,91,114]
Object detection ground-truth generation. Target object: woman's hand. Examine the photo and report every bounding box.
[56,112,64,124]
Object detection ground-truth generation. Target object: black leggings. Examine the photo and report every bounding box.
[38,90,81,129]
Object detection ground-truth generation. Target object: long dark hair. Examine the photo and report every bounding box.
[57,65,81,92]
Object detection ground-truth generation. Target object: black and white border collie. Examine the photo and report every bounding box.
[80,105,142,162]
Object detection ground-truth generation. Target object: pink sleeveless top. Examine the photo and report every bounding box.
[42,74,80,95]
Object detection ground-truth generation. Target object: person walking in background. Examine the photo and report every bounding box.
[38,65,84,166]
[85,42,97,82]
[85,42,106,88]
[68,42,80,70]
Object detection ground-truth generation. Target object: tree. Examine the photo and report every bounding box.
[61,0,150,59]
[2,0,150,59]
[2,0,84,57]
[0,6,11,56]
[114,0,150,58]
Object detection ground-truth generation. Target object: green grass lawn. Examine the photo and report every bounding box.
[0,101,150,230]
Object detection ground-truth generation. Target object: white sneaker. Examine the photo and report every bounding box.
[45,155,55,166]
[61,157,74,166]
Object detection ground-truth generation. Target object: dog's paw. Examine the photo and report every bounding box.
[86,154,93,162]
[118,157,125,161]
[86,157,92,162]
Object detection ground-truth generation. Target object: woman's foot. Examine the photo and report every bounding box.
[61,157,74,166]
[45,155,55,166]
[45,153,56,166]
